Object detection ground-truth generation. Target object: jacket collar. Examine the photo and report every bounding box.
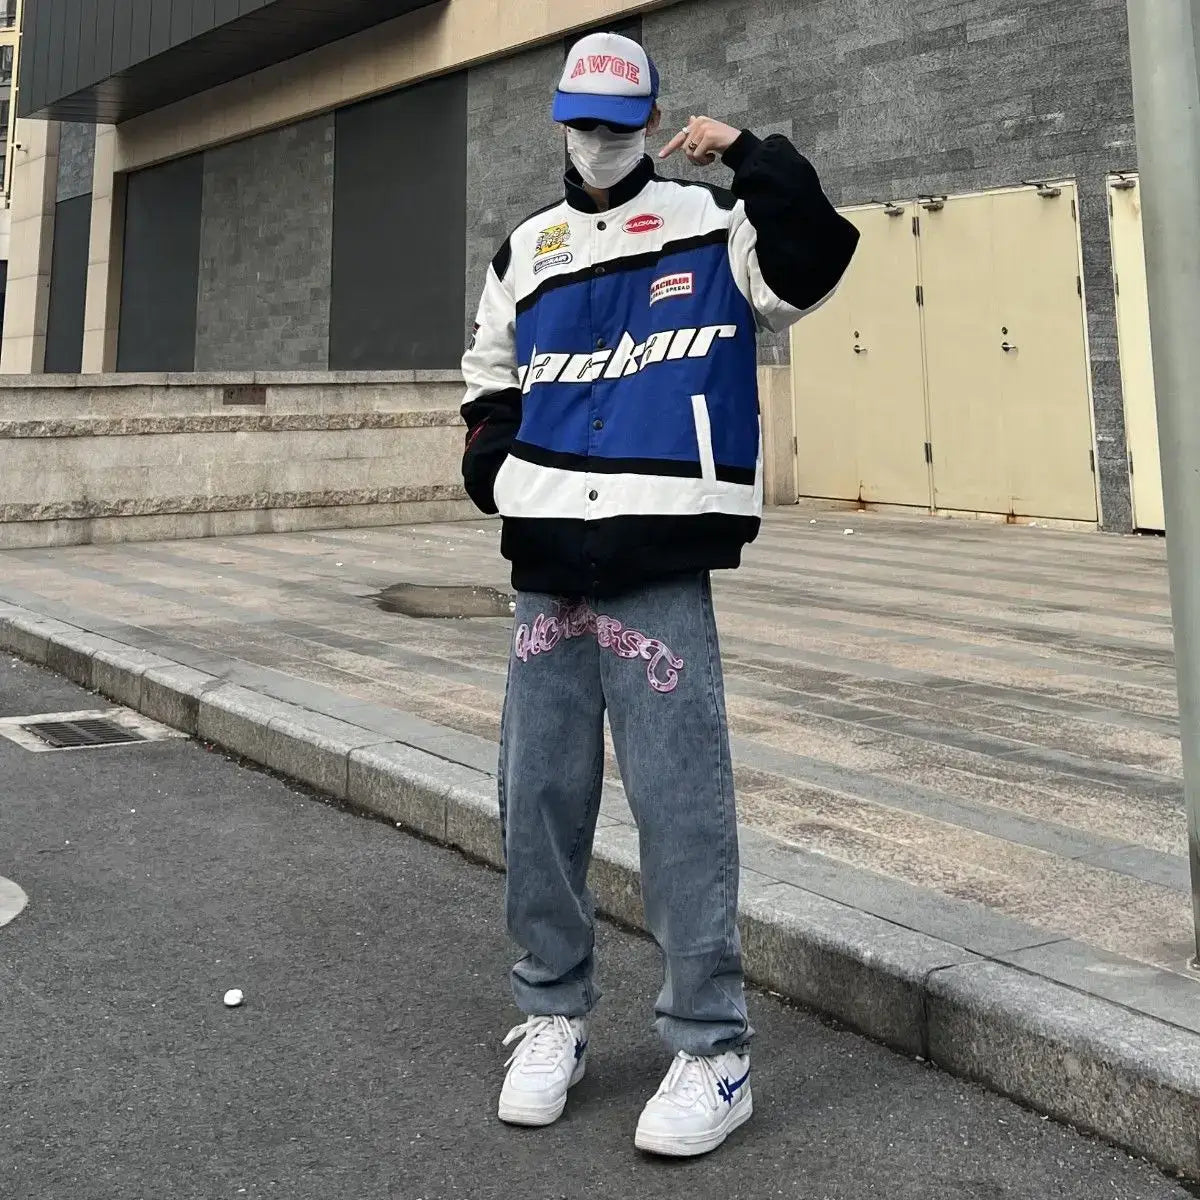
[564,155,656,213]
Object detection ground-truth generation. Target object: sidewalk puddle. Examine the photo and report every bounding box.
[371,583,514,619]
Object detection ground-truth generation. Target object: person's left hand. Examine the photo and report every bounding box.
[659,116,741,166]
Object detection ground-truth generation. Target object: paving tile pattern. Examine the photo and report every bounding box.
[0,507,1188,979]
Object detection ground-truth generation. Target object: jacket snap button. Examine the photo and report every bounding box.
[597,220,607,231]
[594,265,606,276]
[595,337,606,350]
[588,489,599,501]
[593,419,604,431]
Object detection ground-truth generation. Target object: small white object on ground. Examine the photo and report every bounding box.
[810,519,817,525]
[509,601,517,613]
[844,528,855,536]
[223,988,244,1008]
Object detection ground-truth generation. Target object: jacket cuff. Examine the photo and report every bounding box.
[722,130,761,173]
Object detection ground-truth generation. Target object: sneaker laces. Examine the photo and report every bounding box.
[655,1052,723,1112]
[502,1015,576,1075]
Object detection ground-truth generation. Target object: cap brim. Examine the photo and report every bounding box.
[552,90,654,127]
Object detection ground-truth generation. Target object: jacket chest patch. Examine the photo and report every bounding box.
[650,272,694,305]
[624,213,665,234]
[535,222,571,256]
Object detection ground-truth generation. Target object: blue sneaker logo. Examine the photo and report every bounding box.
[574,1038,588,1062]
[716,1066,750,1107]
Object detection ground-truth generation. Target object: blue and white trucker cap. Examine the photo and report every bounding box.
[553,31,660,128]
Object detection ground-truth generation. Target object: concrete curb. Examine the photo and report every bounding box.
[1,599,1197,1179]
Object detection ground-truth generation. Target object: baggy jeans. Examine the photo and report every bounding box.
[499,573,751,1055]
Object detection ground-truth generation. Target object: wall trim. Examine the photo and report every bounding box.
[0,410,465,440]
[2,484,468,525]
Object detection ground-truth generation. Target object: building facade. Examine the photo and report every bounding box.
[0,0,25,333]
[1,0,1156,533]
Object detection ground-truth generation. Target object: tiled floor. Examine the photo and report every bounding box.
[1,506,1192,978]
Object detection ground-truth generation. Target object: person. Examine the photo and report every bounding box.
[460,30,859,1157]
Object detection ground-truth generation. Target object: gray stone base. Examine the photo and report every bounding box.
[0,497,480,550]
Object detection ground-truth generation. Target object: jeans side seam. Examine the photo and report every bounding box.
[700,576,734,954]
[566,744,605,870]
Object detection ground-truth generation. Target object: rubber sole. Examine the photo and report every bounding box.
[497,1056,586,1127]
[634,1089,754,1157]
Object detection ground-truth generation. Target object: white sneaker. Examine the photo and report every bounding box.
[497,1014,589,1127]
[634,1050,752,1157]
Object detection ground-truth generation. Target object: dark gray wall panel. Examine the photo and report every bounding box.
[0,261,9,344]
[59,0,80,100]
[44,193,92,373]
[117,153,203,372]
[75,0,98,88]
[93,0,116,82]
[194,115,334,371]
[56,122,97,202]
[330,73,467,370]
[128,0,153,64]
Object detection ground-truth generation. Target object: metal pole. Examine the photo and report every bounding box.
[1126,0,1200,965]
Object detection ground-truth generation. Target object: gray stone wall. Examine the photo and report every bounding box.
[194,116,335,372]
[55,122,96,201]
[643,0,1136,527]
[464,42,565,340]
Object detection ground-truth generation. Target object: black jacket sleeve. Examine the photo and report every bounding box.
[722,131,860,328]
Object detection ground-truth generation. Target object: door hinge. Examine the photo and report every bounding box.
[793,435,799,456]
[1076,275,1082,297]
[1090,449,1096,474]
[924,442,933,464]
[912,215,920,237]
[1114,272,1120,297]
[1129,450,1134,475]
[1071,197,1077,221]
[916,284,924,306]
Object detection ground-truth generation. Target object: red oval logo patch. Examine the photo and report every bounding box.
[624,213,664,234]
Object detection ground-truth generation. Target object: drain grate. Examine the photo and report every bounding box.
[0,708,186,753]
[20,717,147,749]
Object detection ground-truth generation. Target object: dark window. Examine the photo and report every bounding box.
[117,153,204,371]
[44,192,91,372]
[0,260,9,342]
[329,72,467,370]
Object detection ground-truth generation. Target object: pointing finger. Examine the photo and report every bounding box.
[659,125,692,159]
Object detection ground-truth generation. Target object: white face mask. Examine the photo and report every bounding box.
[565,125,646,190]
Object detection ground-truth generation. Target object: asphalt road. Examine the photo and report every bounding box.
[0,654,1193,1200]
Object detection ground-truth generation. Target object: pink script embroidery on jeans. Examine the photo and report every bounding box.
[513,602,685,693]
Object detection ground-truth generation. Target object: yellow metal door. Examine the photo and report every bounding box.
[920,185,1098,521]
[791,202,931,507]
[1109,175,1165,531]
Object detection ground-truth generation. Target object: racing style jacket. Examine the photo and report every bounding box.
[460,130,859,597]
